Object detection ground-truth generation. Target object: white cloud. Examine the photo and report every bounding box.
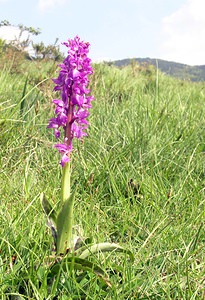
[37,0,67,12]
[0,26,35,55]
[0,26,29,42]
[160,0,205,65]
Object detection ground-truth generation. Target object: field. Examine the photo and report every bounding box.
[0,56,205,299]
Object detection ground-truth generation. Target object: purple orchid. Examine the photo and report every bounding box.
[48,36,94,166]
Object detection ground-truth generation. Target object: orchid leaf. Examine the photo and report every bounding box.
[78,242,134,262]
[40,193,58,246]
[50,256,112,287]
[56,188,76,254]
[40,193,57,225]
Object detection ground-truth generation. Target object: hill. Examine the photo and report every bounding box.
[111,58,205,82]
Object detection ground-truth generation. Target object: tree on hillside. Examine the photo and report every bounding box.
[32,38,64,61]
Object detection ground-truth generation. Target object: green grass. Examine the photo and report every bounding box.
[1,59,205,299]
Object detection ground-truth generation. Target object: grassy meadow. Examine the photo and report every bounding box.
[0,55,205,299]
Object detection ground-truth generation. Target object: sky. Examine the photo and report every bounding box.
[0,0,205,66]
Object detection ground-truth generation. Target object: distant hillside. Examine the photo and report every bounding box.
[111,58,205,82]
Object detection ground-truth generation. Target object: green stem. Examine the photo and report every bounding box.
[57,161,75,254]
[61,161,71,204]
[57,97,74,254]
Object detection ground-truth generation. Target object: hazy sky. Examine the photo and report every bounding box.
[0,0,205,65]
